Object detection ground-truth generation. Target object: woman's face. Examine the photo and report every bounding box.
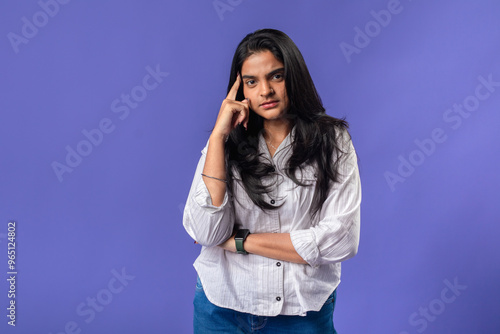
[241,50,289,121]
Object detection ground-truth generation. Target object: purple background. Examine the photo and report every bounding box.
[1,0,499,333]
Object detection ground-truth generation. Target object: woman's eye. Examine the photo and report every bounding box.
[273,74,283,80]
[246,80,255,86]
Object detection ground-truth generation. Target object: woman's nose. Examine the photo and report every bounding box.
[260,82,274,96]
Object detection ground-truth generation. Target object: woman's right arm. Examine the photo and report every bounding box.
[182,140,233,247]
[183,74,249,247]
[202,74,249,206]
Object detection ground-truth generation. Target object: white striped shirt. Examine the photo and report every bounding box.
[183,126,361,316]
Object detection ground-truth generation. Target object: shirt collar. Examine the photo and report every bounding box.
[258,124,296,161]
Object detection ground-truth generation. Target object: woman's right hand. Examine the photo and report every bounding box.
[212,73,250,139]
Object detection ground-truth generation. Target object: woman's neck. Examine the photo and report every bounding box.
[263,118,293,149]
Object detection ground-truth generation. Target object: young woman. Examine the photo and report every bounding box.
[183,28,361,333]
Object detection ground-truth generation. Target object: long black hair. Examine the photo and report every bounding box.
[225,28,350,218]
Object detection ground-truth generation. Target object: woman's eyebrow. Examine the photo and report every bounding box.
[241,67,284,80]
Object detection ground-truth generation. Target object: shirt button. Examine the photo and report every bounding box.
[276,262,281,267]
[276,297,281,301]
[270,199,275,204]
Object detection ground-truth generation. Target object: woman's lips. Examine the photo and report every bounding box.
[260,101,279,109]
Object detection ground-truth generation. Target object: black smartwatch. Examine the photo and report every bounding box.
[235,229,251,254]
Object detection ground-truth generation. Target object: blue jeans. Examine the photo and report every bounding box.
[193,276,338,334]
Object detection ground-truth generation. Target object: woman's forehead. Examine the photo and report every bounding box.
[241,50,283,75]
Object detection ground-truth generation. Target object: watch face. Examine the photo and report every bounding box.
[235,229,250,254]
[235,229,250,240]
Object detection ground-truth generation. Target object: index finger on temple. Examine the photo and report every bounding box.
[227,73,242,101]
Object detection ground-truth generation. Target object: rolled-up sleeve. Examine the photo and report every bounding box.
[182,140,234,247]
[290,139,361,267]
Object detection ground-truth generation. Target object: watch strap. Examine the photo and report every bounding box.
[235,229,251,254]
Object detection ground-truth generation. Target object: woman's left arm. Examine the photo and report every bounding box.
[218,232,308,264]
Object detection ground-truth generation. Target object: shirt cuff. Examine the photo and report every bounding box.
[193,176,229,213]
[290,229,320,268]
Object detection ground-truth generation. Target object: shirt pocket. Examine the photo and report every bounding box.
[292,164,318,186]
[290,165,318,212]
